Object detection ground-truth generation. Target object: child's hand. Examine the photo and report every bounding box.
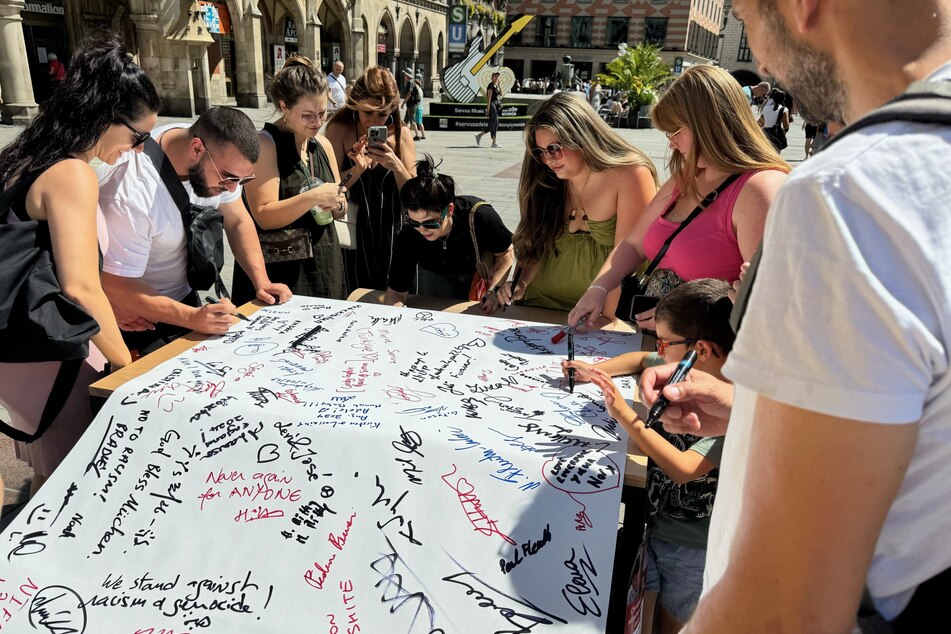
[590,368,635,425]
[561,359,595,383]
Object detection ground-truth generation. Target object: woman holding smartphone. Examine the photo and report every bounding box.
[326,67,417,292]
[569,66,790,329]
[232,55,348,303]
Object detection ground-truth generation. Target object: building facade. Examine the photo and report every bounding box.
[0,0,450,123]
[501,0,724,85]
[716,0,761,85]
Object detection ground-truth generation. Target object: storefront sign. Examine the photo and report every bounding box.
[448,3,467,54]
[23,1,64,15]
[377,43,387,53]
[284,18,298,44]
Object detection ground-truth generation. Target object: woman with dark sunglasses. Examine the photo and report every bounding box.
[500,91,658,314]
[383,156,513,313]
[0,37,159,494]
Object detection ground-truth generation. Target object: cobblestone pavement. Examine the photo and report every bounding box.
[0,101,808,516]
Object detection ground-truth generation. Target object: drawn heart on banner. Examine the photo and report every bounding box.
[257,443,280,464]
[420,323,460,339]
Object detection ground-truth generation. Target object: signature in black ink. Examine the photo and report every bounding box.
[561,545,601,617]
[29,585,87,634]
[442,559,567,633]
[370,534,446,634]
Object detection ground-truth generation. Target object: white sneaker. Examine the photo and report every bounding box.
[491,142,502,148]
[475,133,482,146]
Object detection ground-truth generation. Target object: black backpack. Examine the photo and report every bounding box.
[731,79,951,633]
[143,137,228,297]
[0,170,100,442]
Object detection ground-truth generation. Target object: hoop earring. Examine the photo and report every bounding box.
[352,110,358,121]
[387,114,394,126]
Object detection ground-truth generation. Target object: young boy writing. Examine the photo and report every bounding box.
[563,278,735,634]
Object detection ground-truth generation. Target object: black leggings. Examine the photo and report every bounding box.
[488,102,500,137]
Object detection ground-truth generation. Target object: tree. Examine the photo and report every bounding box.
[597,43,674,108]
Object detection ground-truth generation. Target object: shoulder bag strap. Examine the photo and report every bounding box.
[639,173,741,285]
[467,200,491,281]
[144,136,192,219]
[0,358,82,443]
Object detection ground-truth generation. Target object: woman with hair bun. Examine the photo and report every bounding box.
[383,155,513,314]
[232,54,348,303]
[0,36,160,492]
[325,66,417,291]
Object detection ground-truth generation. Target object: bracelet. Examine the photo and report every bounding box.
[486,286,498,294]
[588,284,609,296]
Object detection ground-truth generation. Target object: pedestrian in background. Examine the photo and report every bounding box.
[327,60,347,115]
[414,72,427,141]
[475,71,503,148]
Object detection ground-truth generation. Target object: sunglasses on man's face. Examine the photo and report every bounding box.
[120,119,150,149]
[198,138,256,186]
[530,143,566,163]
[404,206,449,229]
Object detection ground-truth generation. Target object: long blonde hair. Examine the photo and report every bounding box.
[515,92,658,264]
[651,65,790,201]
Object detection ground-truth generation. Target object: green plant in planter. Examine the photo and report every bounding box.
[597,43,674,109]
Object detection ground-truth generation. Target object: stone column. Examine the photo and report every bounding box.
[234,3,267,108]
[0,0,38,124]
[191,45,212,114]
[302,12,321,66]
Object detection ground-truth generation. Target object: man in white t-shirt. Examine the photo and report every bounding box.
[98,106,291,354]
[639,0,951,631]
[328,60,347,114]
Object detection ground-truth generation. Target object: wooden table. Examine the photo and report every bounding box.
[90,289,649,488]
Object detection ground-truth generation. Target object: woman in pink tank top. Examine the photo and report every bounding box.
[571,65,791,329]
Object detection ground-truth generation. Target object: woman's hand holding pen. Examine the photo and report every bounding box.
[497,279,526,305]
[480,289,503,315]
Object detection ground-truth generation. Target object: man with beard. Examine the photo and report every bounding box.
[98,107,292,355]
[638,0,951,632]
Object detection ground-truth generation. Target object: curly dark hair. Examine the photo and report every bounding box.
[0,35,160,184]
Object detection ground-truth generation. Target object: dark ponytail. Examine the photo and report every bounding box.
[400,154,455,211]
[0,35,161,184]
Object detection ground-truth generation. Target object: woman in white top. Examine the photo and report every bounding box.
[759,89,790,152]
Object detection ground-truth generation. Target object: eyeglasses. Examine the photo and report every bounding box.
[529,143,566,163]
[120,119,150,149]
[198,139,256,186]
[298,110,329,124]
[665,127,685,140]
[404,206,449,229]
[655,337,698,356]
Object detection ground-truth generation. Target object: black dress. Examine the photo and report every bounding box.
[231,123,346,303]
[341,156,403,292]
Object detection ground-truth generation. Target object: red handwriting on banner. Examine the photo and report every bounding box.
[328,513,356,551]
[304,555,336,591]
[440,465,516,545]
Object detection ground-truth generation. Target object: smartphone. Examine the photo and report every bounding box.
[367,126,388,148]
[630,295,660,318]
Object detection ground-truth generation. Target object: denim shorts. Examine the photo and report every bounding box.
[644,536,706,623]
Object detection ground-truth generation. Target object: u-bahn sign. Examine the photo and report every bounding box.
[448,4,467,54]
[441,15,534,103]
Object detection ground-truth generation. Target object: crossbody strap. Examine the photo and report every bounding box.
[639,173,741,285]
[144,136,192,219]
[467,200,491,280]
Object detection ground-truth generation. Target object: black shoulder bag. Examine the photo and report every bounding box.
[731,79,951,633]
[0,173,100,442]
[144,137,228,298]
[617,173,740,320]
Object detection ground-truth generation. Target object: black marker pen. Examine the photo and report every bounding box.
[567,331,575,394]
[645,349,698,427]
[204,295,249,321]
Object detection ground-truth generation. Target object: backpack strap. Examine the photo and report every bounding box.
[823,80,951,151]
[143,135,228,298]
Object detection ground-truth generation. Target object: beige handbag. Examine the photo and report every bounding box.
[334,201,358,250]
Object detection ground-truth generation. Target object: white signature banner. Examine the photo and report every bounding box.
[0,297,638,633]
